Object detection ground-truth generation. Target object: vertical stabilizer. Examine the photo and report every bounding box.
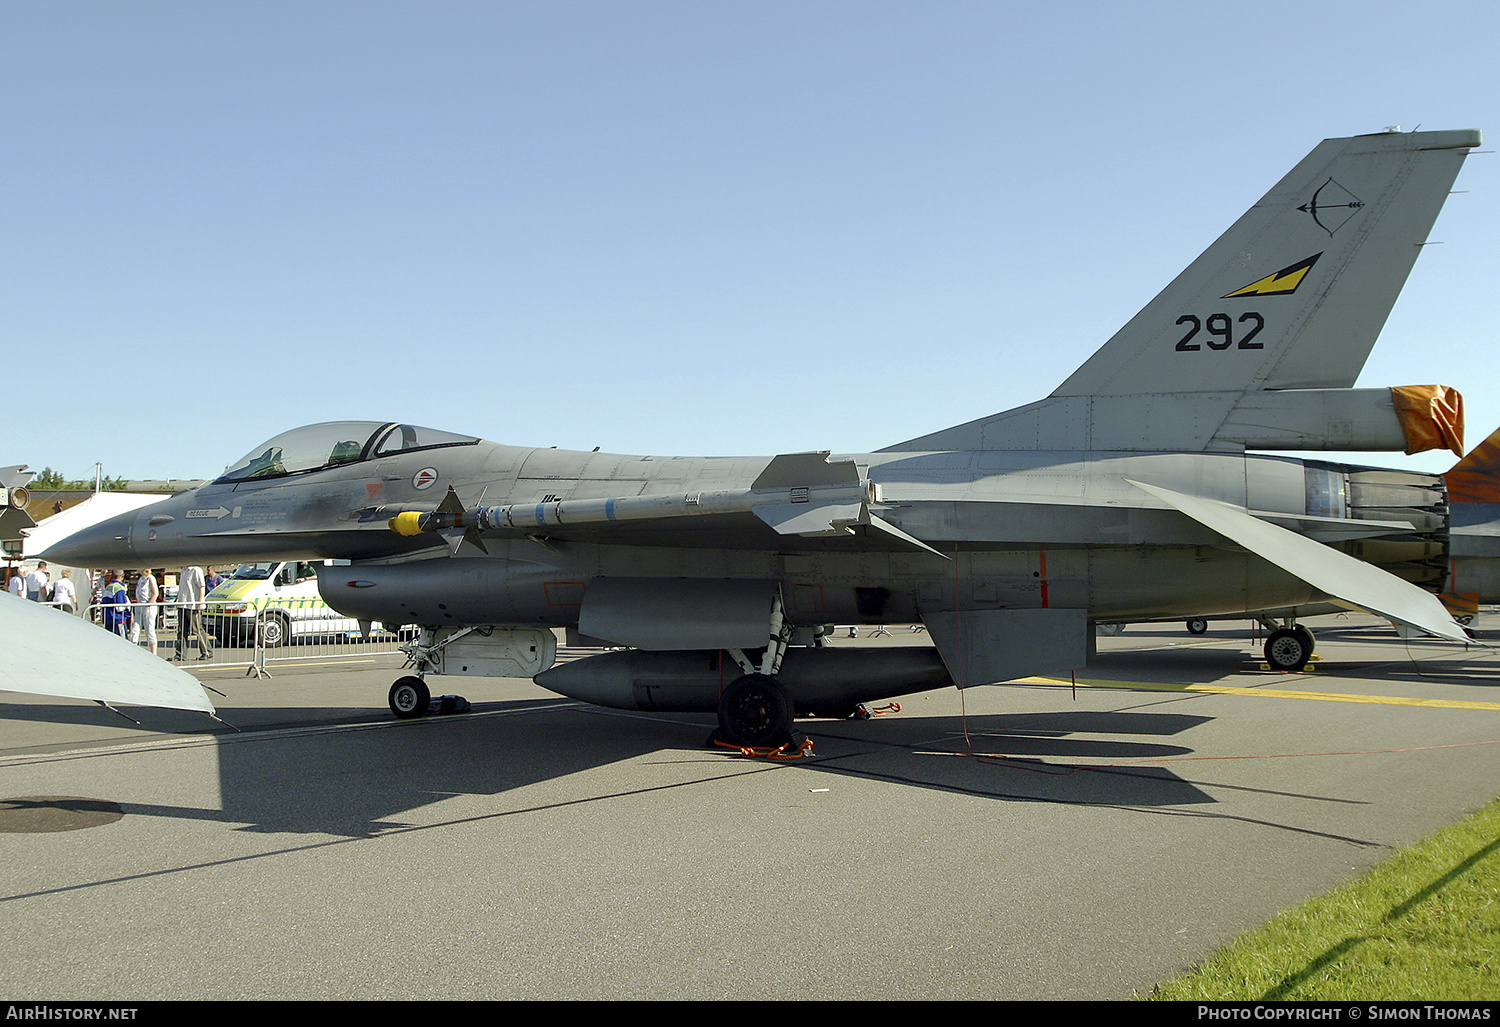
[1055,128,1477,397]
[887,129,1479,452]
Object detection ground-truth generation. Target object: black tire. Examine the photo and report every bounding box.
[1186,617,1208,635]
[1293,624,1315,654]
[389,676,430,719]
[717,674,795,747]
[1264,627,1312,672]
[257,611,291,648]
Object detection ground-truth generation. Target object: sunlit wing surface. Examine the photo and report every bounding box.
[0,598,216,714]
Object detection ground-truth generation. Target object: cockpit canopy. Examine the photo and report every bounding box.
[216,422,479,483]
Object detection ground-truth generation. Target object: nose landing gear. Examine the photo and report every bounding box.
[389,676,431,718]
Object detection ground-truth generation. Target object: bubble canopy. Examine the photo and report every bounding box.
[216,422,479,483]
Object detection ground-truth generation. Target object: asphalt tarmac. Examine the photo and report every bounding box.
[2,613,1499,1001]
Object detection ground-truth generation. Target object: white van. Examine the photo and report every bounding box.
[205,561,401,647]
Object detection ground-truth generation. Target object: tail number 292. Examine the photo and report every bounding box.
[1175,312,1265,351]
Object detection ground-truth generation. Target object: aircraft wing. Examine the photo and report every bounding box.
[1127,480,1470,644]
[0,599,217,714]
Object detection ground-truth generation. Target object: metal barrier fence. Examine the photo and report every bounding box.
[83,598,408,676]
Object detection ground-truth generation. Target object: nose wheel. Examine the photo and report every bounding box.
[389,676,431,718]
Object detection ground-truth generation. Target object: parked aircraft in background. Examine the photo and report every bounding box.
[42,129,1484,747]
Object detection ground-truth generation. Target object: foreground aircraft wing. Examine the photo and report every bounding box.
[0,599,217,714]
[1128,480,1470,644]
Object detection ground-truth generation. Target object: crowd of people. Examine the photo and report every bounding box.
[6,562,221,661]
[6,561,76,612]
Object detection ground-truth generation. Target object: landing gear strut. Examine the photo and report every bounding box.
[711,592,804,751]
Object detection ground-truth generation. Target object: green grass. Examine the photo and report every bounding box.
[1146,797,1500,1000]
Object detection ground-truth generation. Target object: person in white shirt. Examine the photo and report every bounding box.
[50,570,77,614]
[26,561,49,602]
[174,565,213,660]
[129,569,159,654]
[6,569,24,598]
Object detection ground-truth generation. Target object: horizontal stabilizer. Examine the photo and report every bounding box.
[1127,480,1469,644]
[0,599,217,713]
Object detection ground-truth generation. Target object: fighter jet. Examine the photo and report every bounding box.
[43,128,1483,748]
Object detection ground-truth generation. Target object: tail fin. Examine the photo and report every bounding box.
[887,129,1479,452]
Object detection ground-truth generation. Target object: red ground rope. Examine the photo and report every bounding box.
[712,737,815,760]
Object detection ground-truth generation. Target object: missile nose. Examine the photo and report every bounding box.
[40,511,138,566]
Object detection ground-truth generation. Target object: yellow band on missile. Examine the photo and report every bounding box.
[390,511,424,536]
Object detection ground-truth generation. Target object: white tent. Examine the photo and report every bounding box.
[10,493,167,612]
[20,492,162,558]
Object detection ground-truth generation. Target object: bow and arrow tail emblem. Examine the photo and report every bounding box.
[1297,177,1365,236]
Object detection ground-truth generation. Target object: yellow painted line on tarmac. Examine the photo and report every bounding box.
[1016,677,1500,711]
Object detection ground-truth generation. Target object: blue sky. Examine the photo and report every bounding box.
[6,0,1498,480]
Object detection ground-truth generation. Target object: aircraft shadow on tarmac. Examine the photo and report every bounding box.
[50,628,1493,836]
[59,698,1236,838]
[1,696,1236,838]
[19,614,1497,839]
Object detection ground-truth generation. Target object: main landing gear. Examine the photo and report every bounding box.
[717,674,796,748]
[710,593,805,752]
[1262,624,1316,672]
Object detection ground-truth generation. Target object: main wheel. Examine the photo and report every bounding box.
[1293,624,1315,654]
[389,676,431,719]
[717,674,795,747]
[1264,627,1313,672]
[1185,617,1208,635]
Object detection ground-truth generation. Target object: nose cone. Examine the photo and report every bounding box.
[40,507,141,566]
